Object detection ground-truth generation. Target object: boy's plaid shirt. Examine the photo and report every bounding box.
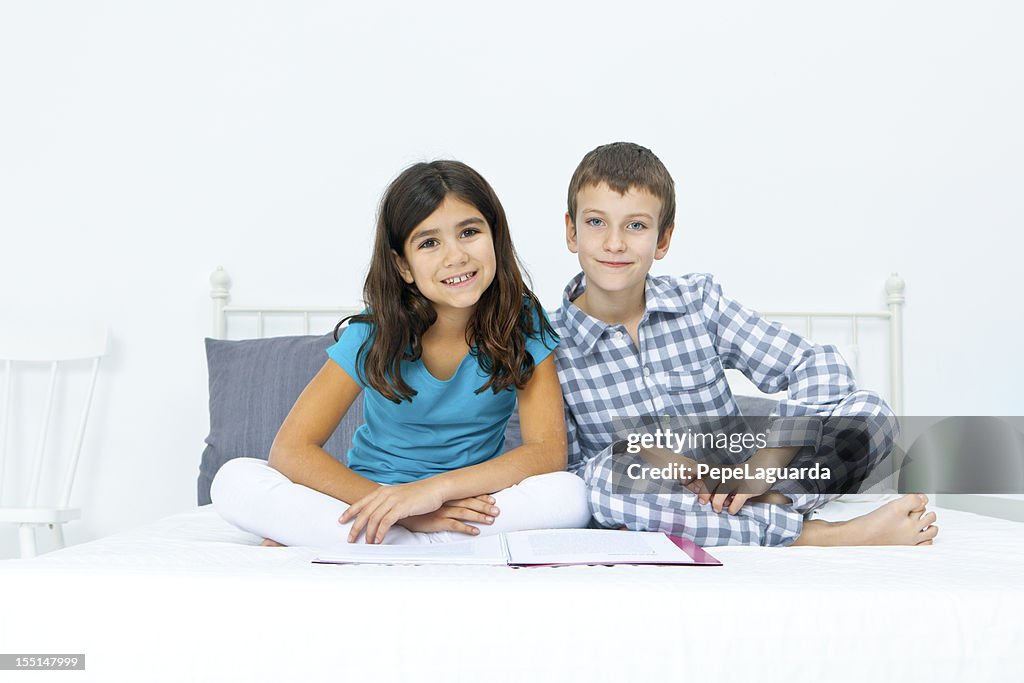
[552,272,858,473]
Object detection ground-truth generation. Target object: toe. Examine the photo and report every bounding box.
[894,494,925,515]
[919,511,937,528]
[919,525,939,542]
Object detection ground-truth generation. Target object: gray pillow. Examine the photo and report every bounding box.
[198,332,363,505]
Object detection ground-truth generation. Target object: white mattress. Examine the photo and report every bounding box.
[1,501,1021,683]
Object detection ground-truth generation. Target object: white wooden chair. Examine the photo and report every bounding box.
[0,323,109,558]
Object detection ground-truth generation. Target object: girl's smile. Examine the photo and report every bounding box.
[440,270,479,287]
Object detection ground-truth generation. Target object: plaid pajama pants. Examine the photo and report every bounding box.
[578,390,899,546]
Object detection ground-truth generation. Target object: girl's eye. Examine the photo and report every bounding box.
[627,221,647,231]
[460,228,480,238]
[419,238,439,249]
[586,217,604,227]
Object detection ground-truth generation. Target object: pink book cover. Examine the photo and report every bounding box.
[665,535,722,566]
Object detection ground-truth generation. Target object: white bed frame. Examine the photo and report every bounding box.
[209,266,906,414]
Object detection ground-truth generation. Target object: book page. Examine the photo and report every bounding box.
[525,531,656,556]
[504,529,713,566]
[312,534,506,566]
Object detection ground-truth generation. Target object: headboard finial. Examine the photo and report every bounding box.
[210,267,232,300]
[886,272,905,303]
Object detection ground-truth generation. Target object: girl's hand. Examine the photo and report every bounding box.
[398,494,500,535]
[340,479,447,544]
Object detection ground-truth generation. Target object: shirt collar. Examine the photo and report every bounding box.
[644,273,691,315]
[558,271,690,354]
[558,272,606,354]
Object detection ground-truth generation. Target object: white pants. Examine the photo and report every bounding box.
[211,457,592,549]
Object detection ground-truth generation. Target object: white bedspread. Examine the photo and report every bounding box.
[1,502,1021,683]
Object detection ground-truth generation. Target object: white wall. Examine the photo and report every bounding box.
[1,1,1022,558]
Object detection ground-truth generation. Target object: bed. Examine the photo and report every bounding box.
[0,269,1019,683]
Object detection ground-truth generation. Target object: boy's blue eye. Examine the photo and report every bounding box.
[586,218,604,227]
[627,221,646,231]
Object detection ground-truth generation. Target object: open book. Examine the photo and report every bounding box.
[312,528,721,567]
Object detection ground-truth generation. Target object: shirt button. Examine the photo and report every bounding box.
[643,366,651,377]
[615,331,624,341]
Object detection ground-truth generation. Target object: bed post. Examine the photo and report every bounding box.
[210,267,232,340]
[886,273,905,416]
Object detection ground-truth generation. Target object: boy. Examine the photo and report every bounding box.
[552,142,938,546]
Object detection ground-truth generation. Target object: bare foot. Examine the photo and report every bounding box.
[794,494,938,547]
[260,538,285,547]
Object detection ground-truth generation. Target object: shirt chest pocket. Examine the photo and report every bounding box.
[663,357,726,394]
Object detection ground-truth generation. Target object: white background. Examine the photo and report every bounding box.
[1,1,1022,558]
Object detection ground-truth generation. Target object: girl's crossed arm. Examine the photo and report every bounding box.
[268,359,379,503]
[342,354,568,543]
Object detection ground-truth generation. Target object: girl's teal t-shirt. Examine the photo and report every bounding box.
[325,309,558,485]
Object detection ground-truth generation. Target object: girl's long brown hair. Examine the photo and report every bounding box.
[334,160,555,403]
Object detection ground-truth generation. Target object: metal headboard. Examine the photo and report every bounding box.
[209,267,905,414]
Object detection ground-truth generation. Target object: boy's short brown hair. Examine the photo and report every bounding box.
[567,142,676,238]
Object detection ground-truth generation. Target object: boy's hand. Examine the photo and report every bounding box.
[397,495,500,535]
[634,445,784,515]
[687,446,800,514]
[632,446,724,506]
[340,479,447,544]
[689,480,770,515]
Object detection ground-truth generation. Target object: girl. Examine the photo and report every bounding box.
[211,161,591,547]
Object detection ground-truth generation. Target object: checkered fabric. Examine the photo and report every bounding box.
[553,272,899,546]
[580,443,811,546]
